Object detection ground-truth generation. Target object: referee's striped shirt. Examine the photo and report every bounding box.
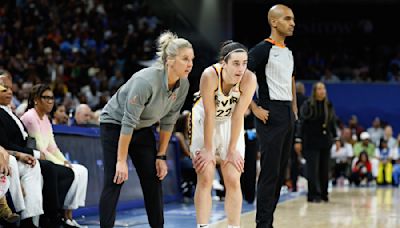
[248,38,294,106]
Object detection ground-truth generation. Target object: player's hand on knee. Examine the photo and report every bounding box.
[114,160,128,184]
[223,150,244,173]
[193,149,215,173]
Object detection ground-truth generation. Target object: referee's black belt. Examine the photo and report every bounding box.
[269,100,292,105]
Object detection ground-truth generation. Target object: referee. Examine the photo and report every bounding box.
[248,4,297,228]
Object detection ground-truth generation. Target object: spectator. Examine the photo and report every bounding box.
[0,70,74,227]
[241,109,258,202]
[21,84,89,227]
[73,104,97,127]
[353,132,375,158]
[353,131,379,178]
[341,127,357,146]
[0,0,163,115]
[108,69,125,91]
[348,115,364,140]
[290,81,308,192]
[1,71,45,227]
[51,103,69,125]
[330,139,353,186]
[350,151,373,186]
[367,117,384,146]
[320,68,340,83]
[174,111,196,200]
[383,125,397,150]
[0,146,19,224]
[391,134,400,186]
[387,51,400,81]
[375,139,393,185]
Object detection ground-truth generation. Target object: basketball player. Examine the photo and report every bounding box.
[191,41,257,228]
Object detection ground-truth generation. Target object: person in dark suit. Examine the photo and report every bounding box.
[240,109,258,204]
[0,70,74,227]
[295,82,340,202]
[290,82,308,192]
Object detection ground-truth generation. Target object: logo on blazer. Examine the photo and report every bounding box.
[129,96,137,105]
[169,92,177,101]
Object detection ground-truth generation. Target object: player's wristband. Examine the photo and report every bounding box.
[156,155,167,160]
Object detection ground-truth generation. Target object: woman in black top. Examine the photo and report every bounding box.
[295,82,339,202]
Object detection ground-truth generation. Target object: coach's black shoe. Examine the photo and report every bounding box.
[307,197,321,203]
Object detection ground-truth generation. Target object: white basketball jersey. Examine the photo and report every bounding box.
[213,63,241,121]
[189,64,245,159]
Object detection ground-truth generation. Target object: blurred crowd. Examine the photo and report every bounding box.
[0,0,163,121]
[295,49,400,83]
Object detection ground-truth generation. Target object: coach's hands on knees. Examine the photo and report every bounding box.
[223,149,244,173]
[193,148,216,174]
[114,160,128,184]
[156,159,168,180]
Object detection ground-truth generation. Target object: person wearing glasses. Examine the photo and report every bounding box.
[0,71,71,227]
[21,84,88,227]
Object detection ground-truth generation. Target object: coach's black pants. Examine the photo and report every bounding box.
[99,124,163,228]
[304,147,330,201]
[255,102,295,228]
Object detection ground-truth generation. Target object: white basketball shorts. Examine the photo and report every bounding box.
[189,101,245,160]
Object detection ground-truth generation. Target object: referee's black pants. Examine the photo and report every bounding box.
[99,124,163,228]
[255,102,295,228]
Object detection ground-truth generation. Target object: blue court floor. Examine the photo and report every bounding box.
[76,191,304,227]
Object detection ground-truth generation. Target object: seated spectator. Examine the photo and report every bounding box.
[391,134,400,186]
[21,84,88,227]
[383,125,397,150]
[51,103,69,125]
[348,115,364,140]
[0,146,19,224]
[1,72,44,227]
[353,132,375,159]
[321,68,340,83]
[108,69,125,91]
[387,51,400,81]
[350,151,373,186]
[0,71,74,228]
[375,139,393,185]
[330,139,353,186]
[367,117,384,146]
[72,104,98,127]
[353,132,379,177]
[174,111,196,200]
[341,127,356,146]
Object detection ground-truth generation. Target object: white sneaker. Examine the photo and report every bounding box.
[212,179,224,191]
[65,219,88,228]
